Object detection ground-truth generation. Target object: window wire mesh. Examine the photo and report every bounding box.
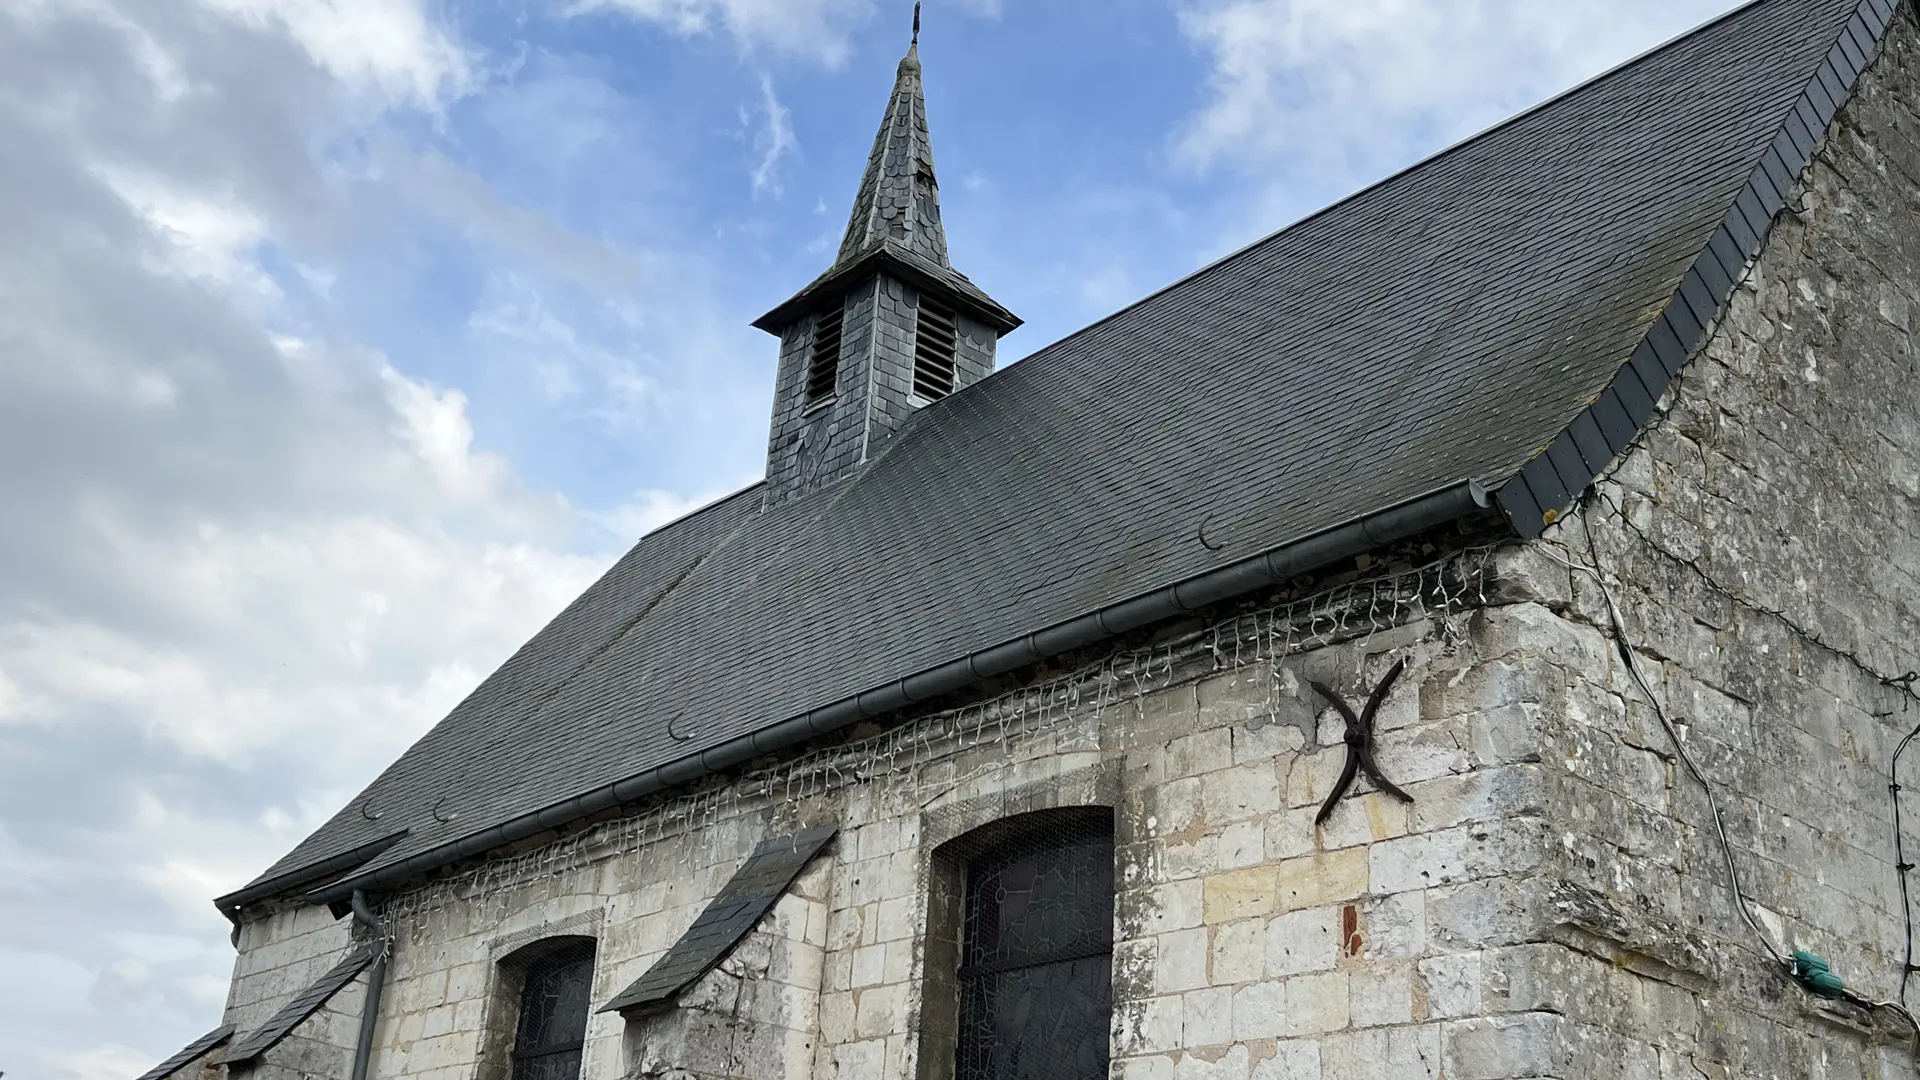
[512,939,597,1080]
[955,815,1114,1080]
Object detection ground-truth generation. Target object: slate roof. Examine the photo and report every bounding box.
[600,825,838,1014]
[754,37,1018,334]
[227,0,1887,907]
[838,43,946,270]
[134,1025,233,1080]
[223,943,381,1065]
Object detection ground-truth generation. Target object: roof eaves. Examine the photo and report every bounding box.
[1494,0,1900,535]
[752,242,1021,335]
[304,478,1496,908]
[214,830,409,917]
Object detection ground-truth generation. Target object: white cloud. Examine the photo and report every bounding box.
[570,0,876,65]
[595,486,743,541]
[390,141,648,295]
[0,525,601,765]
[0,1,667,1075]
[749,73,798,199]
[0,669,28,723]
[1174,0,1737,215]
[466,275,659,425]
[193,0,477,109]
[381,367,521,504]
[44,1044,155,1080]
[91,166,277,296]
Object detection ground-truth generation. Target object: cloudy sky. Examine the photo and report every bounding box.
[0,0,1747,1074]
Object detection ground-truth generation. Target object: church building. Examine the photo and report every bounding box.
[140,0,1920,1076]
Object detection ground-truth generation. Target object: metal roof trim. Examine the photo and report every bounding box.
[215,831,409,917]
[1494,0,1897,538]
[304,478,1493,909]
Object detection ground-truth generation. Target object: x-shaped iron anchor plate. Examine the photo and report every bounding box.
[1309,658,1413,826]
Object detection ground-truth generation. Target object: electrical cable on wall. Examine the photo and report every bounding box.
[1542,509,1920,1052]
[1584,484,1920,1030]
[1538,527,1782,966]
[1886,688,1920,1005]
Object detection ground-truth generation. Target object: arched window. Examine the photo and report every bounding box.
[506,937,596,1080]
[944,809,1114,1080]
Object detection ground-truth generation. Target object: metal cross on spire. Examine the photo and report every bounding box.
[912,2,921,46]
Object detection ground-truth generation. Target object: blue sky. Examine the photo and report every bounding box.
[0,0,1746,1074]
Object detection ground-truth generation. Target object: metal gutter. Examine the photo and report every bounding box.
[215,830,408,916]
[307,477,1493,907]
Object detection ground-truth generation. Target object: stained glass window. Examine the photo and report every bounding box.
[954,815,1114,1080]
[511,939,596,1080]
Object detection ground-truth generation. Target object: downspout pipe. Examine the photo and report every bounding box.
[349,889,391,1080]
[309,477,1494,908]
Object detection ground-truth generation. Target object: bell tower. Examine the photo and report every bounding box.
[755,4,1020,506]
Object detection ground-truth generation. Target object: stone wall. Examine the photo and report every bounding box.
[221,547,1601,1080]
[222,902,367,1079]
[1495,9,1920,1076]
[211,14,1920,1080]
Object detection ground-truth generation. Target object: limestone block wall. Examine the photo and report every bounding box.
[211,27,1920,1075]
[222,902,365,1079]
[219,545,1611,1080]
[1496,10,1920,1075]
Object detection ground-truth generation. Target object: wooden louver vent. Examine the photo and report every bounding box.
[912,299,958,402]
[805,308,845,404]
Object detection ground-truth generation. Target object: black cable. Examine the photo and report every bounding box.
[1582,523,1783,964]
[1588,486,1920,1001]
[1888,684,1920,1005]
[1569,490,1920,1046]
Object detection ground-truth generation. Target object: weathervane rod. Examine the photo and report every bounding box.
[912,1,921,46]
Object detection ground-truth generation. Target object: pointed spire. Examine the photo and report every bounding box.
[835,3,947,268]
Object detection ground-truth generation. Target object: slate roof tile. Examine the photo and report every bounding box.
[134,1025,234,1080]
[599,826,837,1014]
[232,0,1872,902]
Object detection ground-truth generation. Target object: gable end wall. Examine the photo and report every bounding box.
[1503,9,1920,1074]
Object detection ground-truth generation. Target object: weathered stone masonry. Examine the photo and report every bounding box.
[216,10,1920,1080]
[1495,11,1920,1076]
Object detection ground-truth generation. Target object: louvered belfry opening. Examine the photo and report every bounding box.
[913,297,959,402]
[805,305,845,404]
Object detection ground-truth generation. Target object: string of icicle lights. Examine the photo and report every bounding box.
[380,546,1501,941]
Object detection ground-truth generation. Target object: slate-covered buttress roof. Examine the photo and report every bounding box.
[220,0,1900,911]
